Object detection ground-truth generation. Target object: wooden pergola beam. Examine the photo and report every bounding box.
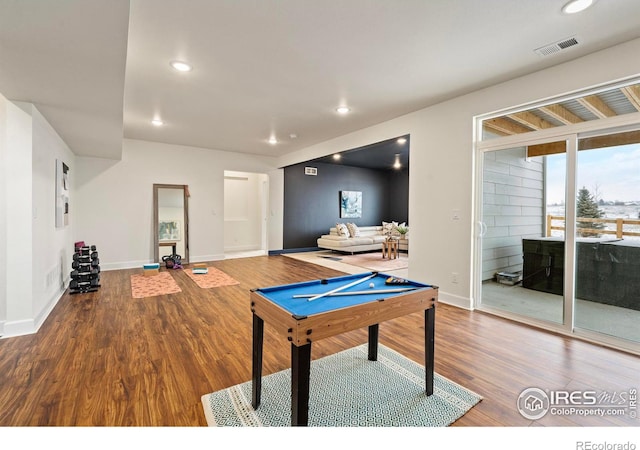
[483,118,532,136]
[507,111,556,130]
[621,85,640,111]
[577,95,617,119]
[537,104,583,125]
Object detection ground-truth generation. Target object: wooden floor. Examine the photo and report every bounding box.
[0,255,638,426]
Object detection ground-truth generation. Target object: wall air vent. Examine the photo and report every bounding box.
[535,36,580,56]
[304,167,317,176]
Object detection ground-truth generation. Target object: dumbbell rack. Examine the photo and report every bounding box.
[70,244,101,294]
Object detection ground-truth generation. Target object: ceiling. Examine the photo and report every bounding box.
[2,0,640,161]
[309,135,409,171]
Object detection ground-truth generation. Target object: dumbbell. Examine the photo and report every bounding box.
[70,268,99,278]
[91,258,100,267]
[72,260,91,269]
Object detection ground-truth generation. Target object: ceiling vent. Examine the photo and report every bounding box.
[535,36,580,56]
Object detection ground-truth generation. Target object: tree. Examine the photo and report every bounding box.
[576,186,605,237]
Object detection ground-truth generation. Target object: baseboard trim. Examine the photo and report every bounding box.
[269,247,320,255]
[2,284,67,339]
[438,291,472,310]
[100,255,226,271]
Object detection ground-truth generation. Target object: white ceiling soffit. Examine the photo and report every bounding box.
[2,1,640,160]
[0,0,130,159]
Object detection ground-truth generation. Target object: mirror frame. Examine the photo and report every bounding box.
[153,184,189,264]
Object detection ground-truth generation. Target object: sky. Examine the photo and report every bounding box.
[545,142,640,204]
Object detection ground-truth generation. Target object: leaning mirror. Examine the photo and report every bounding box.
[153,184,189,265]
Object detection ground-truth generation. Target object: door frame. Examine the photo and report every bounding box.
[473,108,640,355]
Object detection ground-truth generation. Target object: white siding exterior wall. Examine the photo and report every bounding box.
[482,148,545,280]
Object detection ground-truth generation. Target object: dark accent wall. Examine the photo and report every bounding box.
[386,168,409,224]
[283,162,409,249]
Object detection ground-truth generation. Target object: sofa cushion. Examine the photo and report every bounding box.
[382,221,395,236]
[346,223,360,237]
[336,223,349,237]
[318,234,350,242]
[382,221,407,237]
[318,236,375,248]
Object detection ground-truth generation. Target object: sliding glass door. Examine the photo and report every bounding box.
[477,129,640,350]
[573,132,640,344]
[479,140,567,325]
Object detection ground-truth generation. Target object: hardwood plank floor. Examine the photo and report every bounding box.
[0,255,638,426]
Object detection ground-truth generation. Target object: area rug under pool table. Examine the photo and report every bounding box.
[201,344,481,427]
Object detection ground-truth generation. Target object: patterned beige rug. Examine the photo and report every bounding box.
[184,266,240,289]
[130,271,182,298]
[201,344,481,426]
[336,252,408,272]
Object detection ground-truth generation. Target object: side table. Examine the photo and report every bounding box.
[382,239,398,259]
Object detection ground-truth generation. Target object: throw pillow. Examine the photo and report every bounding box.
[336,223,349,237]
[382,221,394,234]
[393,222,406,236]
[346,223,360,238]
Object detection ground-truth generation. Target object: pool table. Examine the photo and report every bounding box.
[249,271,438,426]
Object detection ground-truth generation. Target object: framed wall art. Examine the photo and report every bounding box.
[55,159,70,228]
[340,190,362,218]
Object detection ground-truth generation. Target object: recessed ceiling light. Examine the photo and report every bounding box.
[151,119,164,126]
[333,154,341,160]
[336,106,351,115]
[397,137,407,144]
[393,154,402,169]
[268,137,278,145]
[170,60,193,72]
[562,0,595,14]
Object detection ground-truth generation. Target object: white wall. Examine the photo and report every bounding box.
[4,101,34,335]
[74,139,282,269]
[31,106,76,327]
[277,37,640,309]
[0,93,8,334]
[0,99,74,338]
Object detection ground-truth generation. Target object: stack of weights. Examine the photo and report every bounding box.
[70,244,101,294]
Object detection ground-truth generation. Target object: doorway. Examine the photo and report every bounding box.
[475,129,640,352]
[223,171,268,258]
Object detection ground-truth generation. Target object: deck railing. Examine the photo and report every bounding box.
[547,215,640,238]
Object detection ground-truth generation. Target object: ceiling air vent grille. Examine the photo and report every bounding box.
[535,36,580,56]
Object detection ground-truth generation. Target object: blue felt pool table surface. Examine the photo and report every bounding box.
[254,272,433,317]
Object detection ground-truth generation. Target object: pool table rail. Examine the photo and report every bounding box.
[250,285,438,346]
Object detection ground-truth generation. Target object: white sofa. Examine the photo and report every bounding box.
[317,225,409,254]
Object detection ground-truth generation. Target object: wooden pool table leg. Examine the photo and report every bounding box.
[251,313,264,409]
[291,342,311,426]
[425,306,435,396]
[368,324,379,361]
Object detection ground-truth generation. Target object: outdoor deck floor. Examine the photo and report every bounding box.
[482,281,640,343]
